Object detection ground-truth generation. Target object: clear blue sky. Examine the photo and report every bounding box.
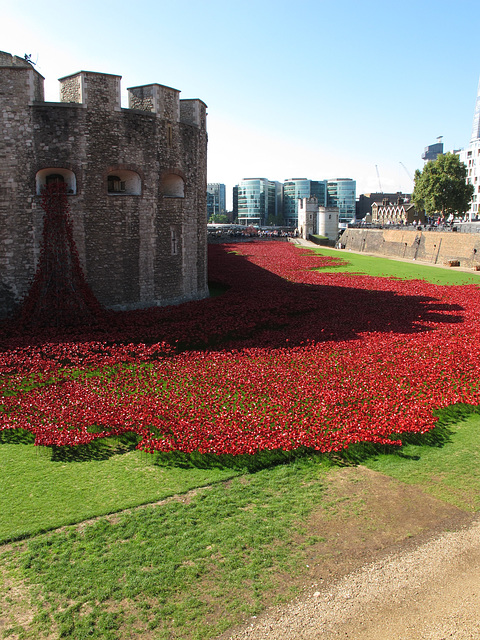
[3,0,480,208]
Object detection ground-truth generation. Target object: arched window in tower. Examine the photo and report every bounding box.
[161,173,184,198]
[36,168,76,195]
[46,174,65,185]
[107,175,126,193]
[106,170,141,195]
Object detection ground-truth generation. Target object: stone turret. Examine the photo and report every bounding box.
[59,71,121,110]
[128,83,180,120]
[298,196,318,239]
[0,50,45,102]
[180,99,207,129]
[297,197,339,241]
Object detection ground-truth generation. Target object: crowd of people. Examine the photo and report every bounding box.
[207,225,297,241]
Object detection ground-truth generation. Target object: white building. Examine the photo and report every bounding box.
[458,78,480,220]
[297,197,339,241]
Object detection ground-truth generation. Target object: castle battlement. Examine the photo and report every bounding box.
[59,71,122,110]
[127,85,207,128]
[128,83,180,120]
[0,53,207,129]
[0,51,45,103]
[0,51,37,68]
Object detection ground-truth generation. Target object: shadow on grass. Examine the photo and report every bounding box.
[1,403,478,470]
[151,446,321,473]
[0,429,141,461]
[336,402,480,466]
[49,434,141,462]
[0,428,35,445]
[208,280,230,298]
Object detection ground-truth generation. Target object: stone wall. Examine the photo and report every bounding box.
[339,228,480,269]
[0,62,40,314]
[0,54,208,318]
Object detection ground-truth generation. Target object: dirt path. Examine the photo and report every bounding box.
[225,513,480,640]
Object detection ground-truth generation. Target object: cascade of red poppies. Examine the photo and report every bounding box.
[19,183,103,327]
[2,240,480,455]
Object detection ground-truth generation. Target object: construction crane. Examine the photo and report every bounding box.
[399,162,414,183]
[375,165,382,192]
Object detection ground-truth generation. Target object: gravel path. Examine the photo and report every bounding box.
[225,515,480,639]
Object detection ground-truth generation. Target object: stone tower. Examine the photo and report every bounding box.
[0,52,208,318]
[297,197,339,241]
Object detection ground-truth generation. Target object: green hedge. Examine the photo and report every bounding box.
[308,234,333,246]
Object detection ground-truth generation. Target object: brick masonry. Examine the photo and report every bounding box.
[340,228,480,268]
[0,52,208,318]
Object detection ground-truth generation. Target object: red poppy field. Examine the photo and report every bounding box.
[1,241,480,457]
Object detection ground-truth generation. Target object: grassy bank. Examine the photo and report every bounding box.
[1,406,479,639]
[0,435,240,543]
[365,405,480,511]
[308,245,480,284]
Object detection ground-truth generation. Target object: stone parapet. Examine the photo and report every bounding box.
[339,228,480,269]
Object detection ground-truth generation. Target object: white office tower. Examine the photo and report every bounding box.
[459,77,480,220]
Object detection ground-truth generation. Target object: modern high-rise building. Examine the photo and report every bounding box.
[233,177,356,226]
[236,178,282,226]
[283,179,327,227]
[268,180,283,224]
[206,183,226,219]
[458,78,480,220]
[327,179,356,225]
[232,185,238,221]
[422,137,444,162]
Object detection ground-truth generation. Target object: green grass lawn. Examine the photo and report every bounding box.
[1,457,333,640]
[364,405,480,511]
[307,245,480,285]
[0,438,240,543]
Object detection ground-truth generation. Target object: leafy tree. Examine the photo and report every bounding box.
[413,152,474,218]
[208,213,229,224]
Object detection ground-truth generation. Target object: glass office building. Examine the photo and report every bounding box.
[236,178,282,225]
[327,178,356,225]
[422,139,444,162]
[206,183,226,219]
[283,179,327,227]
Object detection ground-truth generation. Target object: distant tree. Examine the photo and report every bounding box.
[208,213,229,224]
[413,153,473,219]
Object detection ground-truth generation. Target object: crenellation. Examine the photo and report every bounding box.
[0,51,31,67]
[128,83,180,121]
[0,58,45,105]
[180,99,207,129]
[128,85,155,112]
[32,70,45,102]
[60,74,83,103]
